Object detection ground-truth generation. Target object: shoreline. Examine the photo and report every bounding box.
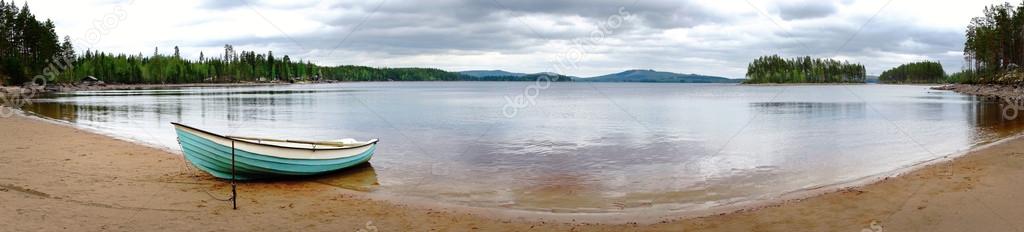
[3,82,294,94]
[933,83,1024,100]
[58,82,295,91]
[2,82,297,106]
[4,87,1024,230]
[4,104,980,224]
[740,83,871,86]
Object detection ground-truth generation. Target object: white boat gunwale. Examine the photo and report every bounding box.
[170,122,378,151]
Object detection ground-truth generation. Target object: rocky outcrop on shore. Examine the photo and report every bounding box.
[0,82,294,101]
[1,83,123,102]
[0,86,45,100]
[932,84,1024,100]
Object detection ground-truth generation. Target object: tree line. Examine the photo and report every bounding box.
[878,61,945,84]
[0,0,73,85]
[61,46,464,84]
[960,1,1024,84]
[744,55,867,84]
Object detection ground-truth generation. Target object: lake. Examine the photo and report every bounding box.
[20,82,1024,213]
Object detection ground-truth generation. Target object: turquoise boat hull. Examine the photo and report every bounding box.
[172,123,378,180]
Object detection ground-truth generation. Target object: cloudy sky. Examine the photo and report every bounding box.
[22,0,1008,78]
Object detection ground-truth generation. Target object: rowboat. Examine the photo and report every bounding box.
[171,122,379,180]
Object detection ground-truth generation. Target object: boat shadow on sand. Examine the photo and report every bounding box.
[228,163,381,192]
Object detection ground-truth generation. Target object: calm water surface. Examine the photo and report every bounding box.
[21,82,1024,213]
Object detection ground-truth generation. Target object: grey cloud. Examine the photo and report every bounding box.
[791,19,960,55]
[765,15,965,74]
[467,0,727,28]
[327,0,728,32]
[203,0,699,56]
[185,0,969,77]
[199,0,318,10]
[198,0,248,10]
[777,1,838,20]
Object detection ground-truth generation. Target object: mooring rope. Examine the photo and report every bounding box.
[231,140,238,209]
[203,189,235,202]
[177,137,235,202]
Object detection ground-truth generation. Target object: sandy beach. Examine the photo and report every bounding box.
[2,110,1024,231]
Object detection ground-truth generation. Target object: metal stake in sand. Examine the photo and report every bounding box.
[231,140,238,210]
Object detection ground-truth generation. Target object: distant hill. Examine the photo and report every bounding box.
[866,75,880,83]
[578,69,740,83]
[456,69,737,83]
[458,72,574,82]
[458,70,575,82]
[459,70,528,78]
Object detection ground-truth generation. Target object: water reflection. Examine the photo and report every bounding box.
[312,163,380,192]
[17,83,1024,213]
[751,102,867,117]
[61,88,361,97]
[21,101,79,122]
[965,97,1024,142]
[26,88,318,125]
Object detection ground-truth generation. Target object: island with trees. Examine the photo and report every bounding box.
[878,61,946,84]
[743,55,867,84]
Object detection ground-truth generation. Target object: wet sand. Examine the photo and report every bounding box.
[2,110,1024,231]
